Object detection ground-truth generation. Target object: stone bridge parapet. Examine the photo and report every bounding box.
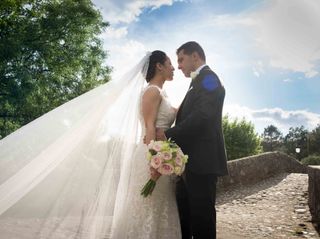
[217,152,319,234]
[218,151,307,189]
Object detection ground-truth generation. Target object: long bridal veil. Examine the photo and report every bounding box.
[0,53,151,238]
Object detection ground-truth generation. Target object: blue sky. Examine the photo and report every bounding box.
[92,0,320,134]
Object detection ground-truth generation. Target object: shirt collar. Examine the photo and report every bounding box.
[195,64,207,73]
[190,64,207,80]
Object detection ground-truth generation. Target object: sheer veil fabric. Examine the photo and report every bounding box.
[0,53,151,238]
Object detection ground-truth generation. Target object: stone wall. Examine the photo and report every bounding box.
[217,151,307,189]
[308,166,320,232]
[216,151,320,234]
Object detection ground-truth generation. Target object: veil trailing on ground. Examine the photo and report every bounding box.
[0,52,151,238]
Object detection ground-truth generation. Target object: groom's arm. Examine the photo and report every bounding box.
[165,74,222,143]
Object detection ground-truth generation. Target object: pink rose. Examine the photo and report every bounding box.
[175,156,183,166]
[158,163,174,175]
[152,141,163,152]
[163,152,172,161]
[150,154,163,169]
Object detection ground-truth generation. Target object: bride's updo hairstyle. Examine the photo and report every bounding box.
[145,50,167,83]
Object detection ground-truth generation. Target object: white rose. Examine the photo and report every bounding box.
[190,71,198,80]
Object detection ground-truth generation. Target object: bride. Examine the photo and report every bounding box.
[0,50,181,238]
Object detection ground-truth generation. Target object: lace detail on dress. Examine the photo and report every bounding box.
[123,145,181,239]
[111,85,180,239]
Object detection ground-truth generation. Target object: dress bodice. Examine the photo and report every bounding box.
[140,85,176,131]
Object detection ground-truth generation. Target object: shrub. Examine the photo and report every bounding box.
[301,154,320,165]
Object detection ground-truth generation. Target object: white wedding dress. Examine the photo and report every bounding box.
[0,53,181,239]
[111,85,181,238]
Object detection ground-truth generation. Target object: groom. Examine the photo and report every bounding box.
[158,41,228,238]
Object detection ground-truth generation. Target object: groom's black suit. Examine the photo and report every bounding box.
[165,66,228,239]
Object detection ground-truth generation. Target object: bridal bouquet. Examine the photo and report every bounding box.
[141,139,188,197]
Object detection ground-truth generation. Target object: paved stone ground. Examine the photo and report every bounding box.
[216,173,319,239]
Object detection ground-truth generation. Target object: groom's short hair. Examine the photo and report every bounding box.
[177,41,206,61]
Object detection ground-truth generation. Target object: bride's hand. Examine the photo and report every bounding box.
[150,167,161,181]
[155,128,167,141]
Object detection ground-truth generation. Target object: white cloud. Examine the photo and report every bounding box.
[252,108,320,128]
[253,69,260,78]
[102,26,128,39]
[252,61,265,78]
[207,13,255,28]
[247,0,320,78]
[92,0,184,79]
[305,70,318,78]
[104,39,147,78]
[205,1,320,78]
[224,104,320,134]
[283,78,292,83]
[92,0,176,24]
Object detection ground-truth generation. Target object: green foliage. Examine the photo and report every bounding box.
[262,124,283,152]
[283,126,309,160]
[301,154,320,166]
[0,0,111,139]
[260,124,320,159]
[223,115,262,161]
[309,124,320,155]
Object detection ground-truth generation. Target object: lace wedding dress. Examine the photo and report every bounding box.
[111,85,181,238]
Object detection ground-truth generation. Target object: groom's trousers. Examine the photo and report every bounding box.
[176,171,218,239]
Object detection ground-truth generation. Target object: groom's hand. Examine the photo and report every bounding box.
[156,128,167,141]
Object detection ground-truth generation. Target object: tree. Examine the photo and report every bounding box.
[283,126,309,160]
[223,115,262,160]
[261,125,283,152]
[309,124,320,155]
[0,0,111,139]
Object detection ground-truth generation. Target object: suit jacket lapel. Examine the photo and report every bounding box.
[176,80,192,123]
[176,66,212,123]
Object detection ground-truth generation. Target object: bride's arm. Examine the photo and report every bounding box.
[142,88,162,181]
[141,88,162,145]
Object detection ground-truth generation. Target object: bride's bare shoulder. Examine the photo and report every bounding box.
[142,86,161,101]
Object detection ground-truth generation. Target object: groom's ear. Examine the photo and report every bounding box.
[191,51,199,60]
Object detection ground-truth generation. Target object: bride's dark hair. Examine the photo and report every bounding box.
[145,50,167,82]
